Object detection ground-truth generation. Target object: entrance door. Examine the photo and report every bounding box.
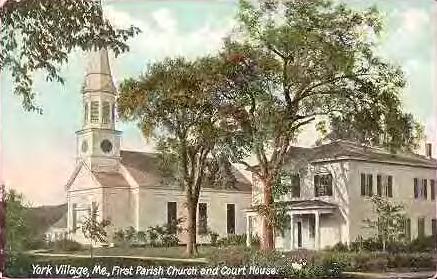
[297,221,302,248]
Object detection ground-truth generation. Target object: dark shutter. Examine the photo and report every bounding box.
[327,174,333,196]
[423,179,428,199]
[432,219,437,237]
[367,174,373,196]
[361,173,366,196]
[314,175,320,197]
[414,178,418,198]
[377,175,382,196]
[292,174,300,198]
[431,180,435,200]
[167,202,177,234]
[227,204,235,234]
[387,176,393,197]
[418,218,425,239]
[198,203,208,234]
[405,218,411,241]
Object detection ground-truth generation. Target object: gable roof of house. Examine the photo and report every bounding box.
[285,140,437,169]
[120,150,252,192]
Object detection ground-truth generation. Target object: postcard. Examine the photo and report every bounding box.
[0,0,436,278]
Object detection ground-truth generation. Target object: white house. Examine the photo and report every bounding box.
[63,49,252,245]
[246,140,437,250]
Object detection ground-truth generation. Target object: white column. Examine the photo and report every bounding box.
[315,212,320,250]
[246,215,251,247]
[290,213,294,250]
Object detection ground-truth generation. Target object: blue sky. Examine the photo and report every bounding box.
[1,0,435,205]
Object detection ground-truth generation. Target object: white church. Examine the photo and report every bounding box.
[61,49,252,245]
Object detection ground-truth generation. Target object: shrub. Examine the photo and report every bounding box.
[350,252,389,272]
[217,234,246,246]
[50,239,83,252]
[209,231,219,246]
[407,236,436,252]
[208,246,252,266]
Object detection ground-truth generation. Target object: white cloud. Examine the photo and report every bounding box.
[400,9,429,33]
[104,6,234,61]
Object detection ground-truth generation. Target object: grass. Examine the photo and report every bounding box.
[41,245,225,259]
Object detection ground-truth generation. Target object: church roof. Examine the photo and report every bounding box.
[82,48,116,95]
[120,150,252,192]
[93,172,130,188]
[285,140,437,169]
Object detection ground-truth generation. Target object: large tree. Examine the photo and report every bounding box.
[213,0,421,251]
[118,57,229,256]
[1,0,140,112]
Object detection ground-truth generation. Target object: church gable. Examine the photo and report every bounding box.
[67,163,101,192]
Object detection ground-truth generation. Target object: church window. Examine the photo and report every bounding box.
[314,173,333,197]
[167,202,177,234]
[100,139,113,154]
[198,203,207,235]
[90,101,99,123]
[84,103,89,124]
[102,102,110,124]
[226,204,235,235]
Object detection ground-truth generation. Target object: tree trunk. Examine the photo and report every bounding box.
[185,201,198,257]
[260,178,275,252]
[90,241,93,258]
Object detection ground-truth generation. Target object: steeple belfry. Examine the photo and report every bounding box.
[76,48,121,172]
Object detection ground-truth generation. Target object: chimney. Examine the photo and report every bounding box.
[426,143,433,158]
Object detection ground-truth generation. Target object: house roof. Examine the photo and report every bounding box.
[285,140,437,169]
[120,150,252,192]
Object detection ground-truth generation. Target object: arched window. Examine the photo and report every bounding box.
[84,103,89,124]
[90,101,99,123]
[102,102,110,124]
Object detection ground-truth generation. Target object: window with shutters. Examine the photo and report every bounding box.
[418,217,425,238]
[314,174,333,197]
[414,178,428,200]
[90,101,99,123]
[198,203,207,235]
[431,180,435,200]
[376,174,393,198]
[102,102,110,124]
[360,173,373,197]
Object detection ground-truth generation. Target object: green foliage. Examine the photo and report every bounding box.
[49,239,83,252]
[5,190,33,252]
[1,0,140,112]
[210,0,421,249]
[81,203,111,257]
[217,234,247,247]
[363,196,407,252]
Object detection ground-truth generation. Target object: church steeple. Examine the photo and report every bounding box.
[76,48,121,172]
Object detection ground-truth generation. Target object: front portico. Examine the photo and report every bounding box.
[246,200,343,251]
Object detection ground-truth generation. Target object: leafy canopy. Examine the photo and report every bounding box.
[216,0,418,178]
[1,0,140,112]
